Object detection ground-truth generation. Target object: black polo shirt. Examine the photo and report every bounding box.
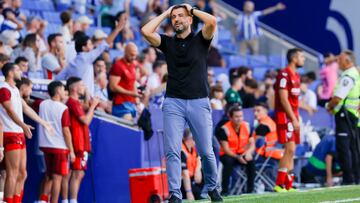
[158,31,212,99]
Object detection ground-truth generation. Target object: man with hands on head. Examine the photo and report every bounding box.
[142,3,222,203]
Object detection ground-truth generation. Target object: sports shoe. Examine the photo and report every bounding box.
[287,187,298,192]
[274,185,287,193]
[208,189,223,202]
[168,195,182,203]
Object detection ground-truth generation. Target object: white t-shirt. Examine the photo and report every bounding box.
[147,73,161,90]
[334,76,355,99]
[210,98,223,110]
[42,53,60,79]
[0,82,24,133]
[300,89,317,110]
[38,99,69,149]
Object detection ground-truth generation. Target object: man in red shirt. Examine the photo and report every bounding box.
[273,48,304,192]
[0,63,53,203]
[109,42,141,121]
[61,77,99,203]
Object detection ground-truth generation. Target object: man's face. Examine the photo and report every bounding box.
[12,0,21,9]
[18,61,29,73]
[83,39,94,52]
[125,48,138,63]
[81,23,90,32]
[337,53,350,70]
[57,86,68,101]
[170,7,192,34]
[230,110,243,125]
[254,106,267,120]
[13,64,22,80]
[294,51,305,68]
[244,1,254,13]
[54,36,65,50]
[147,48,157,63]
[94,60,106,75]
[73,81,86,96]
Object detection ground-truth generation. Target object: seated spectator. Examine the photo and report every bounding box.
[299,77,317,115]
[0,53,10,70]
[253,102,283,160]
[11,33,41,72]
[14,56,29,76]
[148,0,165,16]
[94,72,112,113]
[42,33,67,79]
[101,0,130,28]
[181,129,203,200]
[207,45,225,67]
[59,11,73,44]
[109,42,140,121]
[225,76,242,106]
[76,16,93,33]
[9,0,27,24]
[93,57,107,76]
[142,47,157,75]
[301,135,341,187]
[229,66,252,85]
[56,21,126,96]
[217,105,255,195]
[26,16,47,55]
[302,71,317,90]
[207,68,215,87]
[92,29,112,70]
[147,60,167,94]
[15,76,32,103]
[0,30,18,55]
[0,8,22,40]
[113,11,133,50]
[239,78,258,108]
[318,53,338,107]
[210,85,225,110]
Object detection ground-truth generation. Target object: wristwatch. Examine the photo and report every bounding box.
[190,7,198,15]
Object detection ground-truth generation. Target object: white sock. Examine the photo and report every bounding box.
[69,199,78,203]
[62,200,69,203]
[38,201,47,203]
[0,191,3,200]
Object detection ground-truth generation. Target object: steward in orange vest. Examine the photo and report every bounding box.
[180,130,203,200]
[216,106,255,195]
[253,104,284,160]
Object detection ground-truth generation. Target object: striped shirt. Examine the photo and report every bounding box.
[236,11,263,40]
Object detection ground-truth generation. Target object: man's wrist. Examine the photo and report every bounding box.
[190,7,198,16]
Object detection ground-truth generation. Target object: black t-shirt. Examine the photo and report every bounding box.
[238,88,256,108]
[158,31,212,99]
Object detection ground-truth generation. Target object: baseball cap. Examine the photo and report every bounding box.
[77,15,93,25]
[93,29,108,40]
[0,30,19,46]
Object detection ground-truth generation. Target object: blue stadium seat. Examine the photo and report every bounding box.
[102,27,112,35]
[42,11,62,24]
[228,55,248,68]
[109,49,124,61]
[253,67,269,81]
[45,23,61,36]
[248,55,268,67]
[86,26,97,37]
[268,55,284,68]
[211,67,228,78]
[218,28,232,41]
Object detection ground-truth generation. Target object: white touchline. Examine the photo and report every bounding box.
[320,197,360,203]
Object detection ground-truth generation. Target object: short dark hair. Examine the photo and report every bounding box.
[14,56,28,64]
[73,31,86,42]
[152,60,166,71]
[60,11,72,24]
[286,48,303,63]
[1,62,16,77]
[229,105,242,117]
[170,5,191,17]
[93,57,104,65]
[48,80,64,98]
[255,101,269,110]
[66,77,82,91]
[115,11,126,22]
[238,66,251,77]
[15,77,32,89]
[305,71,316,81]
[210,85,223,98]
[47,33,62,46]
[75,35,90,53]
[245,78,258,89]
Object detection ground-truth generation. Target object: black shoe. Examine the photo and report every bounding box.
[168,195,182,203]
[220,190,229,197]
[208,189,223,202]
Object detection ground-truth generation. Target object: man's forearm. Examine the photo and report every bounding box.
[280,98,297,121]
[63,127,74,153]
[142,12,168,36]
[23,100,45,126]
